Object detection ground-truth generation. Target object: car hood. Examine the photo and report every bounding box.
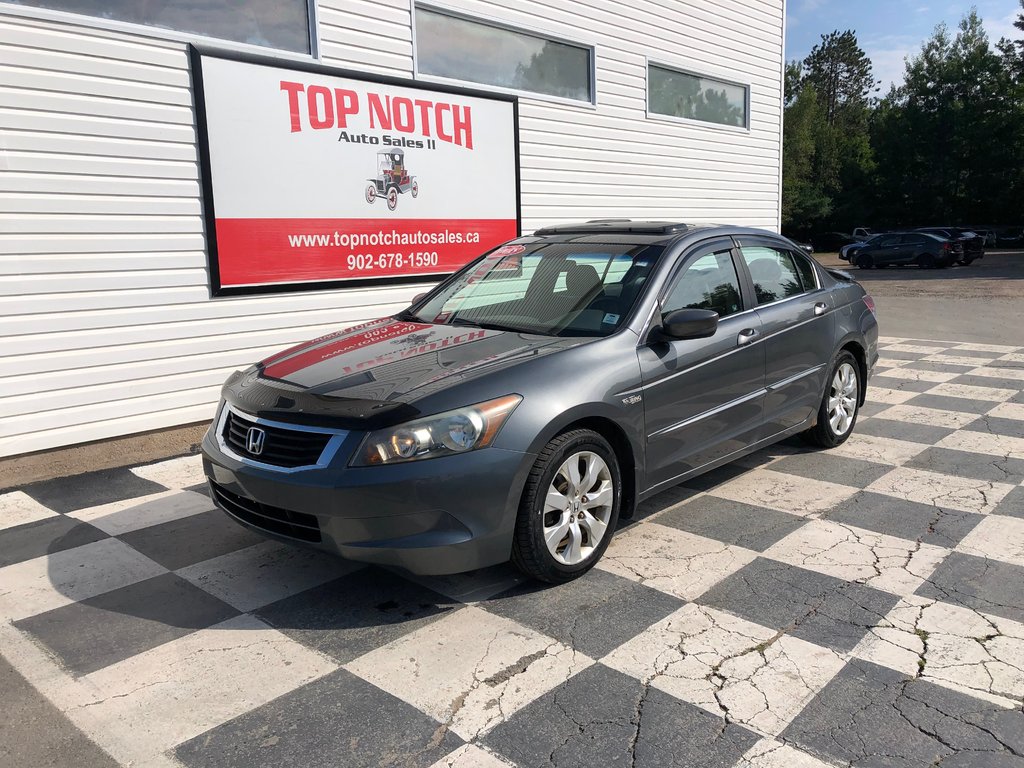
[223,317,587,428]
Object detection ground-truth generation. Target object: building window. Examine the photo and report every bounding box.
[648,64,748,128]
[8,0,312,53]
[414,6,593,102]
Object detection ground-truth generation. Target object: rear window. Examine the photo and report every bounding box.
[738,246,804,305]
[791,251,818,291]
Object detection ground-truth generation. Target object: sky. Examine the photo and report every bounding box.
[786,0,1023,92]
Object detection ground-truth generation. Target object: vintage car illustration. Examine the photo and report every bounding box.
[365,148,419,211]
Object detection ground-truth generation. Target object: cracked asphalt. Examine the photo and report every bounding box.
[2,334,1024,767]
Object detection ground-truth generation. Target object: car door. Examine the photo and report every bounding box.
[638,240,765,491]
[735,238,836,438]
[900,234,926,263]
[871,234,902,265]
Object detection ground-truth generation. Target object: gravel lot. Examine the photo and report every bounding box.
[814,250,1024,344]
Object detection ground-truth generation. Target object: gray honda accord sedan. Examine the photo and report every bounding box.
[202,220,878,583]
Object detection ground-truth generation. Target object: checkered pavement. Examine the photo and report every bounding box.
[2,336,1024,768]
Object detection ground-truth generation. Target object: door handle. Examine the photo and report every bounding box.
[737,328,759,346]
[813,302,829,316]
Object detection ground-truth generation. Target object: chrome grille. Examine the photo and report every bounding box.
[222,410,333,468]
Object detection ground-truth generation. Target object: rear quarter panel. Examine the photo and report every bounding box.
[829,280,879,389]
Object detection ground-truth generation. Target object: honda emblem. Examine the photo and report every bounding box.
[245,427,266,456]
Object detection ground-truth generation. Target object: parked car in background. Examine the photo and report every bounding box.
[852,227,874,239]
[967,228,997,247]
[839,238,870,262]
[915,227,984,265]
[202,220,878,583]
[812,232,858,252]
[852,232,960,269]
[997,228,1023,247]
[794,241,814,256]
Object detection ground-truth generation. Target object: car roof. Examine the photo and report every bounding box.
[528,220,789,247]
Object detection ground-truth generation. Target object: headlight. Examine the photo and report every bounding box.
[351,394,522,466]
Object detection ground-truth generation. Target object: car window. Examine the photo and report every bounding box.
[554,253,634,291]
[415,242,665,337]
[878,235,900,247]
[739,246,803,305]
[663,250,742,318]
[791,251,818,291]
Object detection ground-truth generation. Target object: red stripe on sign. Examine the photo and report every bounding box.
[214,218,518,287]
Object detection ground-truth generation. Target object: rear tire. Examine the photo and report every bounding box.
[962,257,974,266]
[856,254,874,269]
[511,429,621,583]
[801,351,861,448]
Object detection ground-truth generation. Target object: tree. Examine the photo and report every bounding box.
[781,31,877,235]
[782,9,1024,235]
[1004,1,1024,69]
[784,60,803,106]
[801,30,878,125]
[872,12,1017,223]
[781,84,831,232]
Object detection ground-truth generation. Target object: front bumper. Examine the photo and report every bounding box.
[201,421,535,575]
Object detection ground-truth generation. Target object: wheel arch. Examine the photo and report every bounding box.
[527,412,641,521]
[838,339,868,406]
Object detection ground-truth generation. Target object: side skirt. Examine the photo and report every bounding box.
[637,414,816,502]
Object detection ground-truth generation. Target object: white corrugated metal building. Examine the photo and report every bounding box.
[0,0,785,460]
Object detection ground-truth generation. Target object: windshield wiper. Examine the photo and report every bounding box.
[448,317,527,334]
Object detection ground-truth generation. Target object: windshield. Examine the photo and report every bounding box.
[407,242,665,337]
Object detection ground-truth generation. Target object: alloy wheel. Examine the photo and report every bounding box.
[542,451,613,565]
[828,362,858,435]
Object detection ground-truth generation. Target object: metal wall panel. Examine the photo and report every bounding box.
[0,0,783,457]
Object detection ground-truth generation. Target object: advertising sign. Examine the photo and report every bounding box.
[190,47,520,296]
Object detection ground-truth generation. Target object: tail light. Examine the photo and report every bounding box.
[943,243,951,252]
[862,295,876,315]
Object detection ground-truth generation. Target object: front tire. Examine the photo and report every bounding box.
[801,352,861,448]
[856,254,873,269]
[386,187,399,211]
[512,429,621,583]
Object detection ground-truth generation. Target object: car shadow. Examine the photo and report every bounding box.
[23,436,816,656]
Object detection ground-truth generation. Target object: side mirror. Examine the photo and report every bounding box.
[657,308,719,340]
